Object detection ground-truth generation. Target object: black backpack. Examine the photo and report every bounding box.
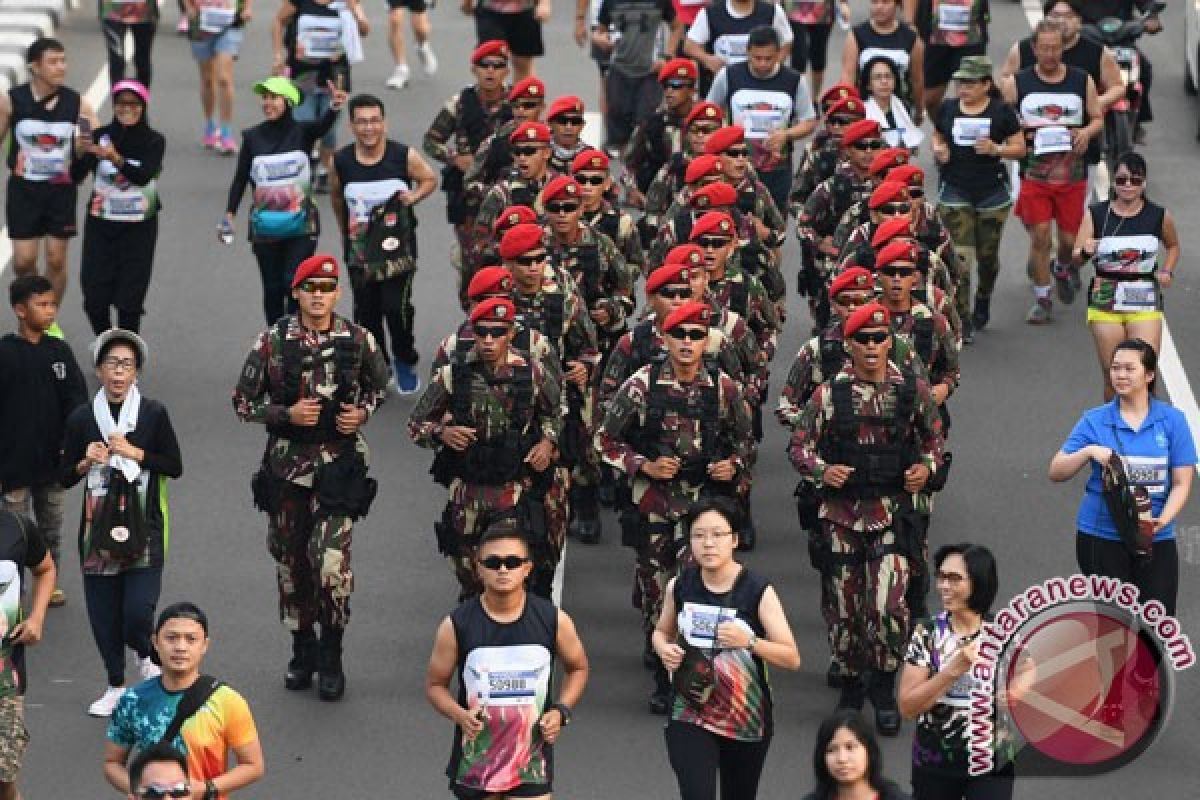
[90,469,147,563]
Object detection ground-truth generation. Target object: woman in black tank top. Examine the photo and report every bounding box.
[841,0,925,118]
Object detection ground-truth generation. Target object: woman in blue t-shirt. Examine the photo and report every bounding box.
[1050,338,1196,614]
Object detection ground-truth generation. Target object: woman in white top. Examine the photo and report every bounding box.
[861,55,922,151]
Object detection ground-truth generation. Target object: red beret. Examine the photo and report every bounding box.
[684,102,724,129]
[661,301,712,332]
[510,121,550,144]
[888,164,925,187]
[659,57,699,83]
[546,95,585,121]
[469,297,517,325]
[665,244,705,270]
[689,181,738,210]
[829,266,875,298]
[571,148,609,174]
[499,223,545,260]
[684,154,724,185]
[493,204,539,234]
[646,264,693,294]
[508,76,544,102]
[291,253,339,288]
[841,119,882,147]
[820,83,861,108]
[869,147,911,177]
[869,181,908,210]
[471,40,508,65]
[689,211,736,241]
[467,266,514,301]
[871,216,914,248]
[875,240,920,269]
[844,302,891,337]
[541,175,581,204]
[825,95,865,119]
[703,125,745,155]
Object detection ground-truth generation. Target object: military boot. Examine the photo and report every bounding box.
[285,630,318,690]
[317,628,346,702]
[573,485,602,545]
[649,662,671,715]
[836,675,866,711]
[869,670,902,736]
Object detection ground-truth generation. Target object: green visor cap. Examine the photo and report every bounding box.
[952,55,993,81]
[252,76,302,106]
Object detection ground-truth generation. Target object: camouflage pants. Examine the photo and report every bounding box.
[452,223,473,311]
[819,520,910,675]
[536,467,570,597]
[268,483,355,631]
[635,513,690,633]
[939,203,1012,318]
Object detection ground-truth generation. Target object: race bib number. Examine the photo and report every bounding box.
[937,4,971,32]
[1122,455,1168,496]
[951,117,990,147]
[1112,279,1158,313]
[743,109,784,140]
[678,602,750,649]
[1033,125,1071,156]
[25,154,67,180]
[101,190,150,220]
[463,644,552,709]
[296,15,344,61]
[714,34,750,63]
[199,7,236,33]
[1114,46,1137,66]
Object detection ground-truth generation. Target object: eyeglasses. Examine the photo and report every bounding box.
[724,146,750,159]
[879,265,916,277]
[664,79,694,90]
[477,60,509,70]
[514,100,541,110]
[553,116,586,126]
[878,202,912,216]
[696,235,731,250]
[512,145,544,157]
[480,554,530,570]
[101,356,137,371]
[136,784,191,800]
[472,323,511,340]
[545,201,580,214]
[1114,174,1146,187]
[850,330,890,345]
[574,173,606,186]
[656,287,692,300]
[298,279,338,294]
[851,139,885,151]
[936,571,966,584]
[690,528,733,542]
[513,252,547,266]
[666,327,708,341]
[690,124,719,135]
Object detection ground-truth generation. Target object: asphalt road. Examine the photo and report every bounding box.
[6,2,1200,798]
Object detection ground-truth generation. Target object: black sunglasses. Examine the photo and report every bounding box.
[480,555,530,570]
[1114,174,1146,187]
[696,235,731,250]
[513,252,547,266]
[852,139,885,151]
[656,286,692,299]
[298,279,338,294]
[554,116,585,126]
[546,201,580,214]
[137,785,191,800]
[514,99,541,110]
[574,174,606,185]
[827,115,856,126]
[879,266,916,277]
[724,146,751,158]
[850,330,890,345]
[665,79,694,89]
[690,124,719,135]
[667,327,708,341]
[472,323,511,339]
[878,202,912,215]
[512,145,544,157]
[478,60,508,70]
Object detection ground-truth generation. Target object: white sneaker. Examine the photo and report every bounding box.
[138,657,162,681]
[386,64,410,90]
[87,686,127,718]
[418,42,438,76]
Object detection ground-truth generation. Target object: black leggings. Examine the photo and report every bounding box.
[81,215,159,334]
[253,236,317,324]
[353,272,417,365]
[789,20,833,74]
[83,567,163,686]
[664,720,771,800]
[911,764,1015,800]
[1076,533,1179,616]
[102,20,156,87]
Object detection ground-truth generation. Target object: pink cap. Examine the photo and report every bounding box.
[111,79,150,105]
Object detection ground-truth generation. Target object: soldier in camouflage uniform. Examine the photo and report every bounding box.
[408,297,562,600]
[464,76,546,208]
[649,156,730,265]
[596,301,753,714]
[640,101,724,248]
[702,125,787,253]
[830,148,912,259]
[422,39,514,273]
[232,254,390,702]
[472,121,558,274]
[463,204,540,310]
[545,95,591,177]
[788,302,944,735]
[573,149,646,277]
[624,57,699,207]
[789,88,865,213]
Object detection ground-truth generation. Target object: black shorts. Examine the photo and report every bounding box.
[5,177,78,239]
[386,0,428,11]
[451,782,551,799]
[923,42,986,88]
[474,8,544,58]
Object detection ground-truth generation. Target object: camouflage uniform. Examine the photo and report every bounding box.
[707,257,780,364]
[796,163,872,326]
[549,141,591,177]
[408,345,561,598]
[788,131,841,217]
[912,203,970,323]
[640,153,690,246]
[233,314,390,631]
[582,201,646,278]
[464,119,520,201]
[422,85,512,231]
[471,170,554,275]
[625,103,686,194]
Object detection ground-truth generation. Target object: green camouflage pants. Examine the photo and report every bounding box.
[268,483,355,631]
[939,203,1011,317]
[635,513,690,634]
[819,520,911,675]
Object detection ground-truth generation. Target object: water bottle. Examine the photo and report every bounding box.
[218,218,234,245]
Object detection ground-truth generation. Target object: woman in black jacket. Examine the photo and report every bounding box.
[71,80,166,335]
[222,74,347,324]
[804,710,911,800]
[60,329,182,719]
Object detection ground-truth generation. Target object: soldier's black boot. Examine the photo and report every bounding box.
[869,670,902,736]
[836,675,866,711]
[285,630,318,690]
[826,659,846,689]
[317,628,346,702]
[649,662,671,715]
[574,485,602,545]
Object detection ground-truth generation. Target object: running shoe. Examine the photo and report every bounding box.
[1052,260,1076,305]
[394,361,420,395]
[961,316,974,345]
[418,42,438,76]
[87,686,126,718]
[386,64,410,90]
[203,120,219,149]
[1025,297,1052,325]
[217,128,238,156]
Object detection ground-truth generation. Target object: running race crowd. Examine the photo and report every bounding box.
[0,0,1194,799]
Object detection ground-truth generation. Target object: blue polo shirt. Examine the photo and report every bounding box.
[1063,398,1197,542]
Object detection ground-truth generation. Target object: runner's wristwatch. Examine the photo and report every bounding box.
[552,702,572,726]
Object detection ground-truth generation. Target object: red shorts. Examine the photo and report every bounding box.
[1015,178,1088,232]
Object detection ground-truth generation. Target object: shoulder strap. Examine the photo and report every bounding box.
[157,675,222,747]
[913,316,934,366]
[277,317,302,406]
[831,378,856,435]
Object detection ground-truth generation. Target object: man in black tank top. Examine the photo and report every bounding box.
[684,0,793,86]
[0,38,97,306]
[426,525,589,800]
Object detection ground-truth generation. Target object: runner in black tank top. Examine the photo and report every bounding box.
[841,0,923,114]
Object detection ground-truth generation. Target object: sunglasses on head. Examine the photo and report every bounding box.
[136,785,191,800]
[656,286,692,299]
[852,139,885,151]
[667,326,708,341]
[665,79,694,90]
[696,235,731,250]
[1114,174,1145,187]
[879,265,916,277]
[878,202,912,215]
[554,115,585,126]
[546,201,580,214]
[480,554,530,570]
[478,60,508,70]
[472,323,511,339]
[850,330,890,345]
[574,173,606,185]
[512,145,543,157]
[298,279,338,294]
[513,251,547,266]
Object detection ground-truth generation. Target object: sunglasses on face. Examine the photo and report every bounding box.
[298,279,338,294]
[724,146,751,159]
[667,327,708,341]
[691,124,719,135]
[852,139,885,151]
[879,265,916,277]
[512,145,544,157]
[546,201,580,214]
[827,115,855,126]
[850,330,890,345]
[480,555,530,570]
[837,293,873,309]
[664,79,694,90]
[1114,174,1146,187]
[472,323,511,339]
[878,202,912,215]
[136,785,191,800]
[554,116,586,126]
[478,60,508,70]
[656,286,692,300]
[696,235,731,250]
[574,173,606,186]
[513,252,547,266]
[514,100,541,110]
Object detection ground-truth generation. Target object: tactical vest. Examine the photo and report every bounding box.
[910,316,935,367]
[819,335,846,380]
[818,375,919,497]
[631,362,726,485]
[266,317,361,444]
[509,177,536,210]
[554,243,603,307]
[634,112,675,191]
[592,208,621,244]
[459,85,510,150]
[515,292,566,355]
